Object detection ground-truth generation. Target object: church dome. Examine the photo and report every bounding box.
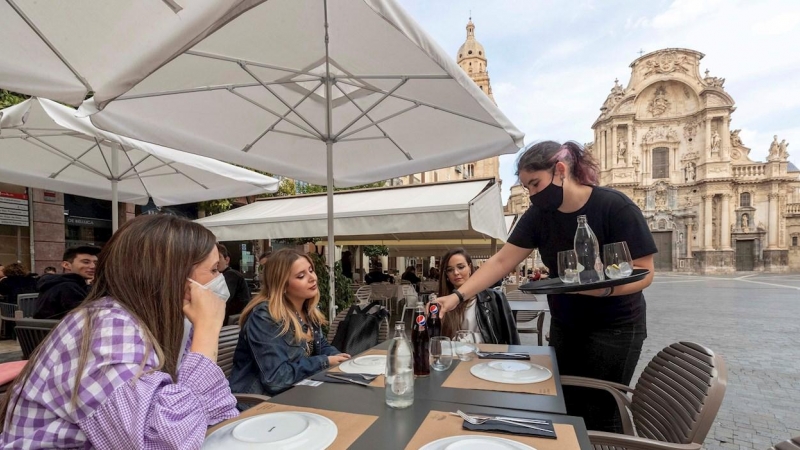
[457,20,486,64]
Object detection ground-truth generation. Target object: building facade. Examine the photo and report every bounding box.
[590,48,800,273]
[399,19,500,186]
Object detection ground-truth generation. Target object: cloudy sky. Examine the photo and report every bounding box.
[396,0,800,202]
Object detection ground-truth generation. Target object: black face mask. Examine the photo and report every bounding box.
[528,171,563,212]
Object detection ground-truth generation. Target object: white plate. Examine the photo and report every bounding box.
[469,361,553,385]
[420,435,535,450]
[338,354,387,375]
[203,412,337,450]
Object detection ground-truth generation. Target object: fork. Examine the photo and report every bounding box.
[455,410,554,433]
[450,412,550,425]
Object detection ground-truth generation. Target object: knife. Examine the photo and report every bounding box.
[325,373,372,386]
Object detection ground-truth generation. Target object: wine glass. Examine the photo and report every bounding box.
[557,250,579,284]
[603,242,633,279]
[454,330,478,361]
[429,337,453,371]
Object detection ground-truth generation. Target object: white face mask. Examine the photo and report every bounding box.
[179,274,230,367]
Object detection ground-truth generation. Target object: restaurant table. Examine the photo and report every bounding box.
[265,390,591,449]
[332,341,566,415]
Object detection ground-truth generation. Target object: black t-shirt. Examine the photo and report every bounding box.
[507,186,657,329]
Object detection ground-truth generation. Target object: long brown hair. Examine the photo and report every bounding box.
[0,215,217,430]
[240,249,327,343]
[437,248,474,338]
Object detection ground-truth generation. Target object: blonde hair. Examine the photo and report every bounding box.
[240,249,327,343]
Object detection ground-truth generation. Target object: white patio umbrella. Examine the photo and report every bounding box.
[83,0,525,319]
[0,98,280,230]
[0,0,259,106]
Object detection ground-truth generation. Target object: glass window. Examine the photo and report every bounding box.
[740,192,751,207]
[652,147,669,179]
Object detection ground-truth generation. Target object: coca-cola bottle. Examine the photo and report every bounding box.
[411,305,430,377]
[427,294,442,339]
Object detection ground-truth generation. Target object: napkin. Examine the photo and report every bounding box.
[477,353,530,360]
[462,417,557,439]
[310,372,377,385]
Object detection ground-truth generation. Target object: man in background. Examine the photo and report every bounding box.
[218,243,251,322]
[34,246,100,319]
[43,267,57,275]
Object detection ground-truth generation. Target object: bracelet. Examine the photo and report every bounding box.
[453,289,465,304]
[601,286,614,297]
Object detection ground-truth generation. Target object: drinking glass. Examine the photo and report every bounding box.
[429,336,453,371]
[454,330,478,361]
[557,250,580,284]
[603,242,633,279]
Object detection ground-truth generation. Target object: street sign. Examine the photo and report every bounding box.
[0,192,29,227]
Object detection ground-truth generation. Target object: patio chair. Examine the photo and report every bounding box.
[515,310,545,346]
[15,318,59,360]
[771,436,800,450]
[216,325,240,379]
[327,308,389,345]
[354,285,372,305]
[227,313,241,326]
[17,293,38,318]
[0,302,18,339]
[562,341,727,450]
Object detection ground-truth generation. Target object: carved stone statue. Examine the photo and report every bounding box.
[730,129,743,147]
[711,130,720,153]
[617,139,627,162]
[684,162,696,182]
[768,135,780,160]
[703,69,726,88]
[779,139,790,160]
[584,142,594,154]
[647,85,670,117]
[742,213,749,229]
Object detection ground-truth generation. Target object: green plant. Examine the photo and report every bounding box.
[308,253,354,320]
[363,245,389,257]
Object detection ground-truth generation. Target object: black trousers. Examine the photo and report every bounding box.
[549,318,646,432]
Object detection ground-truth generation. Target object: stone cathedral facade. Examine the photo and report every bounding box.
[589,48,800,273]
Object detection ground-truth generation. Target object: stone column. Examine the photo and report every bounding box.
[703,195,713,250]
[721,116,731,159]
[720,194,732,250]
[705,118,712,158]
[685,218,694,258]
[697,200,704,249]
[627,125,633,167]
[611,125,617,168]
[31,189,66,274]
[768,192,779,249]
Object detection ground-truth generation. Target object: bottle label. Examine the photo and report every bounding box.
[428,303,439,316]
[415,314,427,327]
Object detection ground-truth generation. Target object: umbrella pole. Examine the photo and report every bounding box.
[324,0,335,322]
[111,146,119,232]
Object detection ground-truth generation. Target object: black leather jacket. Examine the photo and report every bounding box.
[473,288,520,345]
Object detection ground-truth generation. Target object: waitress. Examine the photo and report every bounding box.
[437,140,656,432]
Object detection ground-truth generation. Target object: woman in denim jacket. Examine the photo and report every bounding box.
[229,249,350,397]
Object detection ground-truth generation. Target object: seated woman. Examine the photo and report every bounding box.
[229,249,350,397]
[438,248,519,345]
[0,215,238,447]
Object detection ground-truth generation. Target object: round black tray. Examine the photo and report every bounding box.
[518,268,650,295]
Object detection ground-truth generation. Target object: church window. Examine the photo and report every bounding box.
[652,147,669,179]
[479,51,482,55]
[740,192,751,207]
[468,50,473,55]
[459,54,462,58]
[792,236,797,246]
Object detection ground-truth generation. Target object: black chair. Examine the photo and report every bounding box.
[17,294,38,318]
[15,318,59,359]
[216,325,240,379]
[0,302,18,340]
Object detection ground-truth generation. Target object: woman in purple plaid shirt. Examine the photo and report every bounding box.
[0,215,239,448]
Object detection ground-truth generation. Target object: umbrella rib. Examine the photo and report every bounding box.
[338,136,389,142]
[242,81,324,152]
[121,150,154,198]
[336,74,452,80]
[0,131,82,140]
[337,104,419,140]
[118,153,152,178]
[21,132,109,179]
[6,0,92,96]
[160,0,183,13]
[114,80,319,101]
[94,139,115,179]
[147,154,210,190]
[337,79,504,130]
[332,78,407,140]
[124,160,175,178]
[239,63,325,138]
[48,141,102,180]
[185,50,322,78]
[226,88,321,140]
[333,83,412,160]
[268,129,320,141]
